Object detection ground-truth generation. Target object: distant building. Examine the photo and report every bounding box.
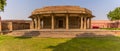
[91,20,120,28]
[0,20,31,32]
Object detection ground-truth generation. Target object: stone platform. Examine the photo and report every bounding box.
[5,29,120,38]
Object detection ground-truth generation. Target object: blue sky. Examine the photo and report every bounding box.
[0,0,120,20]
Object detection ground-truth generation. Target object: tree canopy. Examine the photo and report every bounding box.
[0,0,7,12]
[107,7,120,21]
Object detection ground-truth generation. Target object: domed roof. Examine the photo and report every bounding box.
[32,6,92,15]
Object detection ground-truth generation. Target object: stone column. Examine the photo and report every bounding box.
[0,20,1,32]
[51,15,54,30]
[80,17,83,29]
[30,18,34,29]
[89,18,91,29]
[33,18,36,29]
[0,17,2,34]
[38,16,41,29]
[9,22,13,31]
[84,17,87,29]
[66,14,69,30]
[35,17,38,29]
[87,17,90,29]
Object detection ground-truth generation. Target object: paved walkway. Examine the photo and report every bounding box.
[13,29,120,32]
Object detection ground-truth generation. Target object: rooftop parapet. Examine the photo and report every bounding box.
[32,6,92,15]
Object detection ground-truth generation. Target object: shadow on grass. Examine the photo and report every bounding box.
[14,31,40,39]
[15,36,32,39]
[47,32,120,51]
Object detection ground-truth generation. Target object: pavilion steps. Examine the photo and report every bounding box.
[5,30,120,38]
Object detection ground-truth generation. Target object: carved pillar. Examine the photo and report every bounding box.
[89,18,91,29]
[32,18,34,29]
[9,22,13,31]
[51,15,54,30]
[80,17,83,29]
[31,18,34,29]
[33,18,36,29]
[87,17,90,29]
[66,14,69,29]
[35,17,38,29]
[0,17,1,33]
[38,16,41,29]
[84,17,87,29]
[0,20,1,32]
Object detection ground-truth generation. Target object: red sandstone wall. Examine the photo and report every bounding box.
[12,22,30,30]
[1,22,9,31]
[0,20,31,32]
[91,20,120,28]
[0,20,120,32]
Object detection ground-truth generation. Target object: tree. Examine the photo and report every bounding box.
[107,7,120,21]
[0,0,7,12]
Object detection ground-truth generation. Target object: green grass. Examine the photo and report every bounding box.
[101,28,120,30]
[1,35,120,51]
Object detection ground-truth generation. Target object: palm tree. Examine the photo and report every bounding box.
[0,0,7,12]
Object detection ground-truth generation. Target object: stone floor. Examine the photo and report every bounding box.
[13,29,116,31]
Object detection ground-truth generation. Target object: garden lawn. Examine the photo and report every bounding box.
[101,28,120,30]
[0,35,120,51]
